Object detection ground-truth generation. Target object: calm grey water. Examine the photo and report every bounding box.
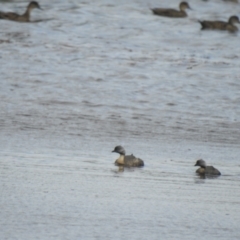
[0,0,240,239]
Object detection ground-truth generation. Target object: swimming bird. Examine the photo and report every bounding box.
[194,159,221,175]
[0,1,41,22]
[151,2,191,18]
[199,15,240,33]
[112,146,144,167]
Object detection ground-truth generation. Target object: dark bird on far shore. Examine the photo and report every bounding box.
[0,1,41,22]
[151,2,191,18]
[199,15,240,33]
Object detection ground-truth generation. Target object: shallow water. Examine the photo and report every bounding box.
[0,0,240,239]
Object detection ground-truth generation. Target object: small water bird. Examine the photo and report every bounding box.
[112,146,144,167]
[194,159,221,175]
[199,15,240,33]
[0,1,41,22]
[151,2,191,18]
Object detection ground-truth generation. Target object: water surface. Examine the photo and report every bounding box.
[0,0,240,239]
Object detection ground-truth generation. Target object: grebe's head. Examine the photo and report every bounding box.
[112,146,126,155]
[194,159,207,168]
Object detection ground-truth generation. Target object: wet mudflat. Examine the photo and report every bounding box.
[0,0,240,239]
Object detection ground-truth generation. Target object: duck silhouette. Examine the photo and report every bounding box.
[0,1,41,22]
[151,2,191,18]
[199,15,240,33]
